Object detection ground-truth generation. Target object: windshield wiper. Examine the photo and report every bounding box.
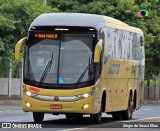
[75,55,93,88]
[39,53,53,87]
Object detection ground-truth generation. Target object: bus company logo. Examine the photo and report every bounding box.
[138,9,148,17]
[54,96,59,101]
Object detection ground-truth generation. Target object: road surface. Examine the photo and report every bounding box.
[0,102,160,131]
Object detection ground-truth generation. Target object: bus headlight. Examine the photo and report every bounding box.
[26,91,32,96]
[76,91,94,99]
[83,93,89,98]
[24,90,37,97]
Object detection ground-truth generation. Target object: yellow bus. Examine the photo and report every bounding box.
[15,13,145,123]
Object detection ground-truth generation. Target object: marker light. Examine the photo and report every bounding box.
[26,102,31,107]
[31,26,36,30]
[29,87,40,93]
[55,28,69,31]
[89,28,94,31]
[83,104,89,109]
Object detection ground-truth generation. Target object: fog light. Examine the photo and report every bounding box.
[26,102,31,107]
[83,104,89,109]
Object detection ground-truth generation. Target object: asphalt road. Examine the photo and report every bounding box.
[0,102,160,131]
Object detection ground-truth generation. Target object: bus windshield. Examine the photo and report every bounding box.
[24,34,95,88]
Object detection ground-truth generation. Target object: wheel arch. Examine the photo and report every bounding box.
[133,89,137,110]
[101,90,106,112]
[129,89,133,99]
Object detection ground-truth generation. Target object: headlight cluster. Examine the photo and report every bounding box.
[76,91,94,99]
[24,90,37,97]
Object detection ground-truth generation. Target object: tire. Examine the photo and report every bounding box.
[74,114,83,119]
[122,97,133,120]
[65,114,83,119]
[90,111,102,123]
[90,102,103,123]
[33,112,44,122]
[65,114,75,119]
[112,113,121,120]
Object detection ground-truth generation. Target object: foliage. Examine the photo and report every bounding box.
[49,0,160,79]
[0,0,59,77]
[136,0,160,78]
[0,0,159,79]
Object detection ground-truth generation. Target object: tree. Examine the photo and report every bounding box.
[49,0,160,79]
[0,0,59,77]
[135,0,160,78]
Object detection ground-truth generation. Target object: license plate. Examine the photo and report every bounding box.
[50,104,62,109]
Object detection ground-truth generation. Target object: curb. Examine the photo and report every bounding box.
[0,100,22,105]
[143,100,160,104]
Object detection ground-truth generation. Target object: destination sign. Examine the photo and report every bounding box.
[34,33,58,39]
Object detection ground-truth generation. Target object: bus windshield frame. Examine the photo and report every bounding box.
[24,31,97,89]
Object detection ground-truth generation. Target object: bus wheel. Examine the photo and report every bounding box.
[33,112,44,122]
[65,114,83,119]
[112,113,121,120]
[65,114,75,119]
[90,103,103,123]
[90,112,102,123]
[74,114,83,119]
[122,97,133,120]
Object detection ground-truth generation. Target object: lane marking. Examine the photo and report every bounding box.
[59,121,121,131]
[15,110,22,112]
[125,116,160,122]
[5,110,13,112]
[6,119,23,122]
[60,128,84,131]
[59,116,160,131]
[143,109,150,110]
[0,109,22,112]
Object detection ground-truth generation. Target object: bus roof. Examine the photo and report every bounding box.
[29,13,143,34]
[29,13,105,30]
[104,16,143,34]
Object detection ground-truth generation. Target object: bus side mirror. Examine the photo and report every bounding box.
[15,37,27,61]
[94,39,102,63]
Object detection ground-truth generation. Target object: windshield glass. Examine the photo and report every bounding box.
[25,39,60,83]
[24,34,94,88]
[59,34,93,84]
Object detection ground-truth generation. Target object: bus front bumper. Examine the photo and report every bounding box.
[22,95,96,114]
